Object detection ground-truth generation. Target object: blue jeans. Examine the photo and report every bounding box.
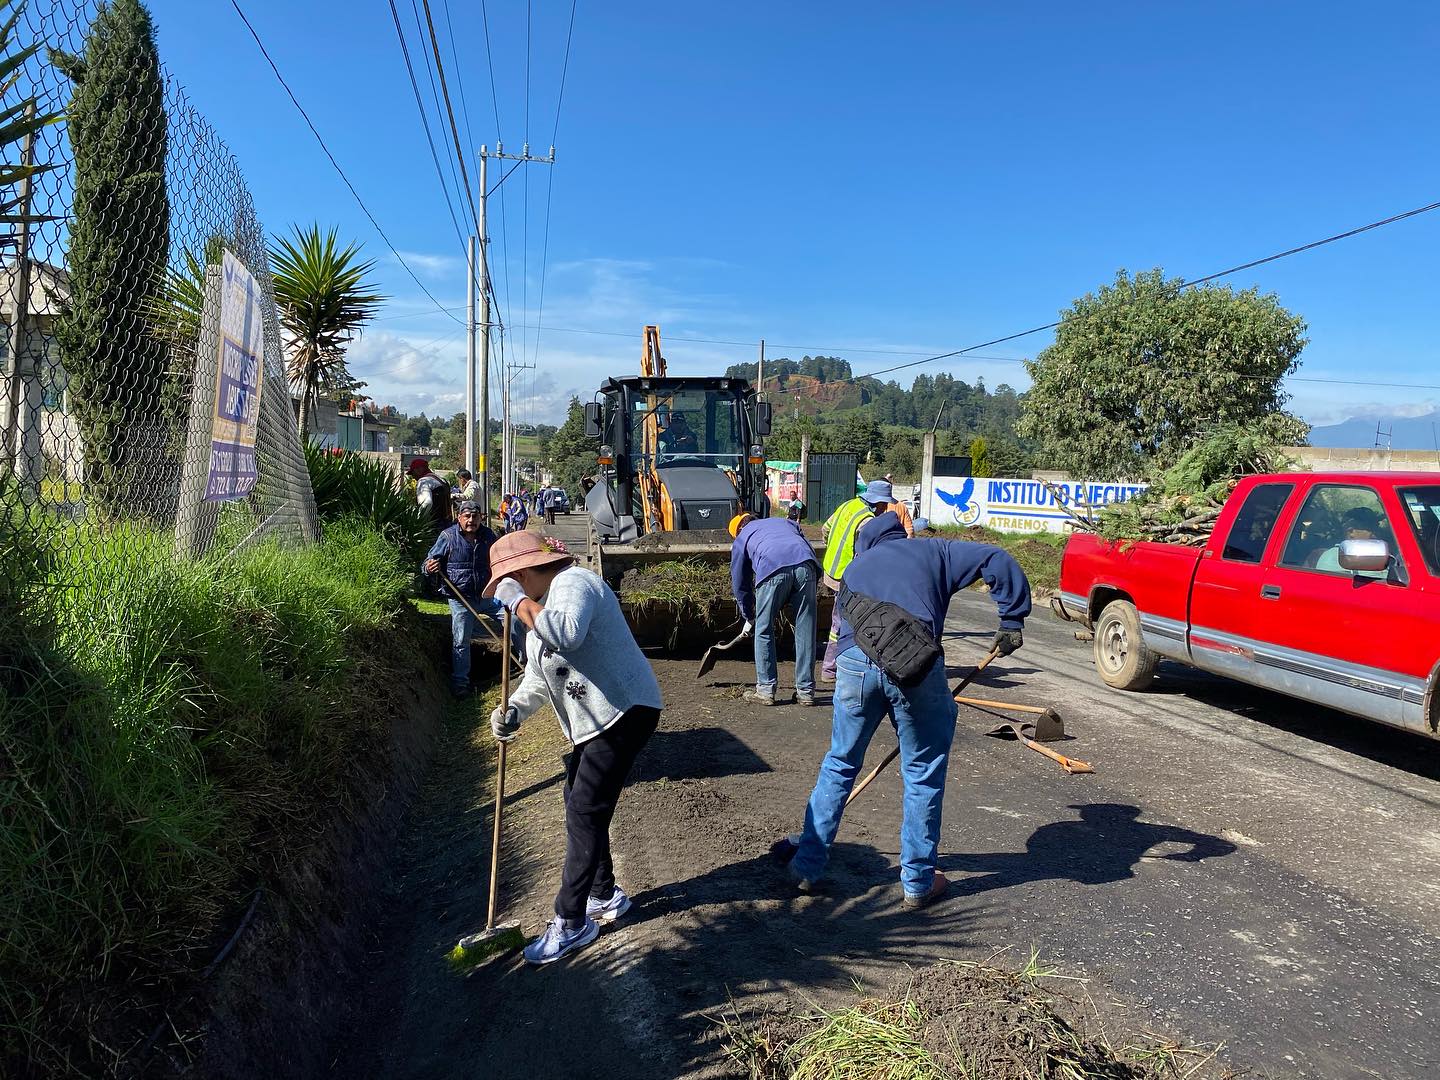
[449,597,504,688]
[754,562,817,696]
[790,646,958,896]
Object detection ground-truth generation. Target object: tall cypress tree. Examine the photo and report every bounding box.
[52,0,170,518]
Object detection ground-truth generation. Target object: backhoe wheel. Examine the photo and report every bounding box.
[1093,599,1158,691]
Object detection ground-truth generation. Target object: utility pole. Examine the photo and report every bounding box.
[475,150,490,518]
[503,359,535,497]
[479,142,553,509]
[757,338,765,400]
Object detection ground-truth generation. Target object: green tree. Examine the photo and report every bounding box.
[835,411,884,464]
[270,225,386,443]
[51,0,169,517]
[1017,269,1309,480]
[968,435,990,477]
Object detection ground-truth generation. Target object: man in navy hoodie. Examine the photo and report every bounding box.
[780,511,1031,907]
[424,500,503,696]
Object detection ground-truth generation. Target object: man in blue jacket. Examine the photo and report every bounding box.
[424,500,503,696]
[729,512,820,706]
[780,511,1031,907]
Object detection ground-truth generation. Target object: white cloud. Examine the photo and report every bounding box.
[391,251,462,279]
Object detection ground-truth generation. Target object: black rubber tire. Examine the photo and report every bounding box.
[1093,599,1158,691]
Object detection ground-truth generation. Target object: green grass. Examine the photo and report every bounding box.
[512,434,542,458]
[0,515,415,1075]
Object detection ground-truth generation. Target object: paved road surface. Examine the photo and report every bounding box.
[930,588,1440,1079]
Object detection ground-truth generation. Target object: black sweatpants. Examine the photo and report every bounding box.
[557,705,661,922]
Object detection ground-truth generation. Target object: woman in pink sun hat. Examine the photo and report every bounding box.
[485,531,664,965]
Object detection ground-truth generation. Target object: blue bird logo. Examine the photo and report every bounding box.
[934,477,979,525]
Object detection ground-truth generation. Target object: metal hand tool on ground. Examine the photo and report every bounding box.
[451,611,525,965]
[955,693,1066,734]
[985,719,1094,774]
[696,622,750,679]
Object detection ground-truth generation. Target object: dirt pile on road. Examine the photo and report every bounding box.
[729,959,1219,1080]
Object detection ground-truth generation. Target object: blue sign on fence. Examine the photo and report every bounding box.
[204,252,264,502]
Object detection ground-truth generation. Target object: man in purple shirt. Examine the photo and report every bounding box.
[729,512,820,706]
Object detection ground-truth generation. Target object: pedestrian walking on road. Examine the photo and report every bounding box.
[486,531,664,965]
[729,512,820,706]
[778,511,1031,907]
[423,501,502,697]
[541,484,559,526]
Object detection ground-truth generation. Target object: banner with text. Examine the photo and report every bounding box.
[204,251,265,502]
[927,476,1147,533]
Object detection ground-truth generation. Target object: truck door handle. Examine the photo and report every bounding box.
[1261,584,1282,600]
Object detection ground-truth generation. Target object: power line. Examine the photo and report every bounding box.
[439,0,477,170]
[407,0,467,225]
[385,0,466,250]
[419,0,480,230]
[849,196,1440,383]
[477,0,515,348]
[531,0,578,369]
[228,0,461,324]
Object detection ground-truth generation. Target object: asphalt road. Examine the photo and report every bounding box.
[936,588,1440,1079]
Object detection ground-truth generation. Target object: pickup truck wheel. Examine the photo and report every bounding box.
[1094,600,1158,691]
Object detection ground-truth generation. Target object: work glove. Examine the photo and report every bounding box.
[490,705,521,743]
[493,577,527,613]
[992,628,1023,656]
[741,619,754,637]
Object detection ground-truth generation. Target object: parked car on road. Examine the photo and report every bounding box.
[552,488,571,514]
[1054,472,1440,735]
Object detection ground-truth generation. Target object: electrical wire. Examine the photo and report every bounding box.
[419,0,480,230]
[385,0,466,250]
[530,0,577,370]
[229,0,461,324]
[849,197,1440,383]
[440,0,477,172]
[407,0,467,227]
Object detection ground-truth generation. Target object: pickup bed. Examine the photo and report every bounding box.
[1055,472,1440,736]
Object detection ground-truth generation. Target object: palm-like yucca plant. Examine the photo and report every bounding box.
[303,442,434,564]
[270,225,386,443]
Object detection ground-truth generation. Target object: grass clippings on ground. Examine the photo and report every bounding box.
[722,958,1229,1080]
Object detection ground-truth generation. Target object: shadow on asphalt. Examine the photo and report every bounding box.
[629,726,774,783]
[941,803,1237,896]
[1150,664,1440,784]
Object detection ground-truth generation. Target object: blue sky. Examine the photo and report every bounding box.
[148,1,1439,430]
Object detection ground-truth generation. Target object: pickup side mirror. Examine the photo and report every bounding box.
[1338,538,1391,574]
[754,400,773,437]
[583,402,603,439]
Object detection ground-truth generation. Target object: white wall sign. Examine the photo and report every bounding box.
[927,476,1148,533]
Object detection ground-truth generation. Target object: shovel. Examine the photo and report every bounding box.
[449,611,526,967]
[696,623,751,679]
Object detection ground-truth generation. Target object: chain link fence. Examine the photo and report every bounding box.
[2,0,317,572]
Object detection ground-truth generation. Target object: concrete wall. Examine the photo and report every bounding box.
[1285,446,1440,473]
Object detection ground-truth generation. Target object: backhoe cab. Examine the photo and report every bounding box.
[583,326,772,557]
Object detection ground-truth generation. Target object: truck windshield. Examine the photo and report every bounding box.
[632,388,745,468]
[1399,487,1440,576]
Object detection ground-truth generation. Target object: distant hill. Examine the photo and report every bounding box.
[1308,411,1440,451]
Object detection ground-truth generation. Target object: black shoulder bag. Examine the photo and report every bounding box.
[838,585,942,686]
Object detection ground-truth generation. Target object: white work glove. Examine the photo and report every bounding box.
[493,577,527,613]
[742,619,754,637]
[490,705,520,743]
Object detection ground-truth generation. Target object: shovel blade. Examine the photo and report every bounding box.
[985,711,1066,743]
[696,647,721,679]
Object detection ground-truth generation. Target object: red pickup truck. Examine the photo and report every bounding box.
[1055,472,1440,735]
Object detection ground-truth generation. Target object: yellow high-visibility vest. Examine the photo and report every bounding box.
[822,497,874,581]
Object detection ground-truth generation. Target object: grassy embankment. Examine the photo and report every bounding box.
[0,511,427,1075]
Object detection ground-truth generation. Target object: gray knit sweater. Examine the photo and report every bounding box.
[506,565,664,744]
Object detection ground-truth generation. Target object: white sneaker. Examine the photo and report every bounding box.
[523,917,600,965]
[586,886,633,923]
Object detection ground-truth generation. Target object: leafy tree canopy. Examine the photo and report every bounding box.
[1016,268,1309,481]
